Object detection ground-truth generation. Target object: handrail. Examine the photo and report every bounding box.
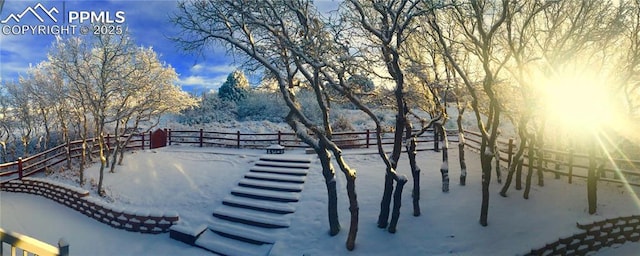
[0,227,68,256]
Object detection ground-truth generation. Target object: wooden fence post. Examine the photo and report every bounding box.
[554,152,561,179]
[507,138,514,168]
[58,238,69,256]
[587,142,597,214]
[199,129,203,147]
[106,134,110,148]
[366,129,370,148]
[141,133,145,150]
[237,131,241,149]
[164,129,169,146]
[18,157,23,179]
[434,127,440,152]
[568,149,574,184]
[66,139,72,170]
[278,131,282,145]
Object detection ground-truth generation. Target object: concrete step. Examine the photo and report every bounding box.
[259,155,312,164]
[244,172,306,184]
[238,178,304,192]
[212,205,290,228]
[255,160,310,169]
[222,195,296,214]
[250,166,308,176]
[195,229,272,256]
[231,186,301,202]
[208,218,279,245]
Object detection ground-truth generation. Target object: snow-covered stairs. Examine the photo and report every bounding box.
[189,154,311,256]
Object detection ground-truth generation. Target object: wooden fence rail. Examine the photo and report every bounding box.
[0,132,152,183]
[166,128,458,149]
[2,128,636,187]
[0,128,455,183]
[463,130,640,186]
[0,228,68,256]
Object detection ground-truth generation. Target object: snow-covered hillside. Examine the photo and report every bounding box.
[2,145,639,255]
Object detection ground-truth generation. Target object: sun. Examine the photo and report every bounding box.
[541,72,617,135]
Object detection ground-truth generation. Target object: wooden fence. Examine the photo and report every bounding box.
[0,133,151,183]
[0,228,68,256]
[463,130,640,186]
[166,128,458,149]
[0,128,456,183]
[3,128,637,186]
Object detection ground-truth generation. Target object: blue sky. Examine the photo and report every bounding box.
[0,0,298,93]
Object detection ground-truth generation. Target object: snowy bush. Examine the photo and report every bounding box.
[237,91,288,122]
[331,115,355,132]
[178,93,237,125]
[295,89,324,124]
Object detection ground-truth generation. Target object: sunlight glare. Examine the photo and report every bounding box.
[594,133,640,211]
[542,73,616,134]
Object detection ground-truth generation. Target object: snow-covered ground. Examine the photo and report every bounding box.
[1,145,639,255]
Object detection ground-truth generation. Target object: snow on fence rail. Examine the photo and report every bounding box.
[0,128,459,183]
[0,132,157,183]
[1,178,179,234]
[0,128,457,183]
[166,128,459,149]
[463,130,640,186]
[0,227,69,256]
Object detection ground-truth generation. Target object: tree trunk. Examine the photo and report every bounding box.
[495,144,502,184]
[80,138,86,186]
[536,146,544,187]
[457,107,467,185]
[97,132,107,196]
[388,177,408,233]
[109,144,119,173]
[524,143,534,200]
[459,133,467,185]
[109,122,121,173]
[41,107,51,150]
[377,173,394,228]
[406,136,421,216]
[317,147,340,236]
[554,147,562,179]
[65,139,71,170]
[440,124,450,192]
[405,121,421,216]
[0,142,6,163]
[332,153,358,251]
[479,149,493,226]
[516,157,523,190]
[587,141,598,214]
[345,174,358,250]
[500,138,527,197]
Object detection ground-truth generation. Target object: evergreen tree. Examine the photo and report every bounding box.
[218,70,249,102]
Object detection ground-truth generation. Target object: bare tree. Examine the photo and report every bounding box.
[0,88,13,163]
[49,32,185,195]
[107,47,196,173]
[430,0,511,226]
[345,0,446,227]
[4,81,38,157]
[173,0,362,249]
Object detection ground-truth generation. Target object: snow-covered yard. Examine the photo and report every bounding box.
[1,145,639,255]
